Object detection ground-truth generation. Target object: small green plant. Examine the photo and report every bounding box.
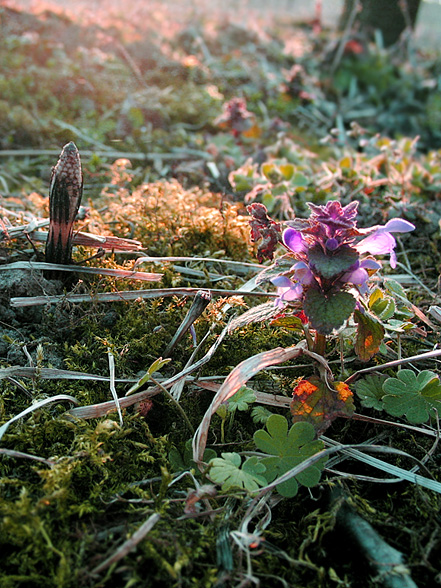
[355,370,441,424]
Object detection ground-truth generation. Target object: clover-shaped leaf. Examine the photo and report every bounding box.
[253,414,326,497]
[382,369,441,423]
[308,244,358,279]
[227,386,256,413]
[354,374,387,410]
[303,289,356,335]
[209,453,267,492]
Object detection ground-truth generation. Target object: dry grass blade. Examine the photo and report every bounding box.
[10,287,275,308]
[192,342,306,465]
[66,387,161,420]
[90,512,161,576]
[345,348,441,385]
[68,323,231,420]
[0,394,79,443]
[108,351,123,426]
[0,365,135,383]
[32,230,143,251]
[0,448,55,467]
[3,261,162,282]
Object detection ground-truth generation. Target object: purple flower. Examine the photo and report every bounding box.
[342,259,381,294]
[271,276,303,307]
[356,218,415,268]
[283,228,308,253]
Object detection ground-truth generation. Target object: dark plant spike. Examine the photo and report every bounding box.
[45,142,83,265]
[163,290,212,358]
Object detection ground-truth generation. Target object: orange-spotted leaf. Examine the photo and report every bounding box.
[354,309,385,361]
[291,376,355,434]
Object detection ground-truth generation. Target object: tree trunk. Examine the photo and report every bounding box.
[339,0,422,47]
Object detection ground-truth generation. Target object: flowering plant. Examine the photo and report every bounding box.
[248,200,415,358]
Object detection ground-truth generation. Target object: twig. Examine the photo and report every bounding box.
[90,513,161,576]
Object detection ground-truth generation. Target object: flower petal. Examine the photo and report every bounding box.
[271,276,293,288]
[381,218,415,233]
[283,228,307,253]
[356,232,396,256]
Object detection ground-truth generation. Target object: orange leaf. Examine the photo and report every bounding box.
[291,377,354,434]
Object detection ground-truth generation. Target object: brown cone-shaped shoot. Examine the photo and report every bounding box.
[45,141,83,265]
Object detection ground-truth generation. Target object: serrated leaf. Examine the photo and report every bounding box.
[270,314,305,331]
[251,406,273,424]
[227,386,256,413]
[308,244,358,279]
[209,453,267,492]
[382,369,441,423]
[354,309,385,361]
[253,414,326,497]
[369,288,396,320]
[354,374,388,410]
[384,278,407,299]
[290,377,355,435]
[254,256,297,286]
[303,289,356,335]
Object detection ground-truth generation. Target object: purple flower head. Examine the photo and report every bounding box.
[308,200,359,233]
[356,218,415,268]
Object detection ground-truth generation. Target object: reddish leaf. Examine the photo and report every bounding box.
[354,309,385,361]
[247,203,281,263]
[291,376,355,434]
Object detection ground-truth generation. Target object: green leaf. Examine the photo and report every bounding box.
[251,406,273,424]
[209,453,267,492]
[308,244,358,279]
[384,278,407,299]
[291,172,309,187]
[382,370,441,423]
[262,162,282,183]
[369,288,396,320]
[354,374,388,410]
[169,439,216,473]
[354,309,385,361]
[126,357,171,396]
[303,289,356,335]
[227,386,256,413]
[270,314,305,331]
[253,415,326,497]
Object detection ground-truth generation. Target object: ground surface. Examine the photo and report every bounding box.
[1,2,441,587]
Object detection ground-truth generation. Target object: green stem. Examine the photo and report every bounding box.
[150,375,195,434]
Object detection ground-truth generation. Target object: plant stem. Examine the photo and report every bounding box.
[150,375,195,434]
[313,333,327,356]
